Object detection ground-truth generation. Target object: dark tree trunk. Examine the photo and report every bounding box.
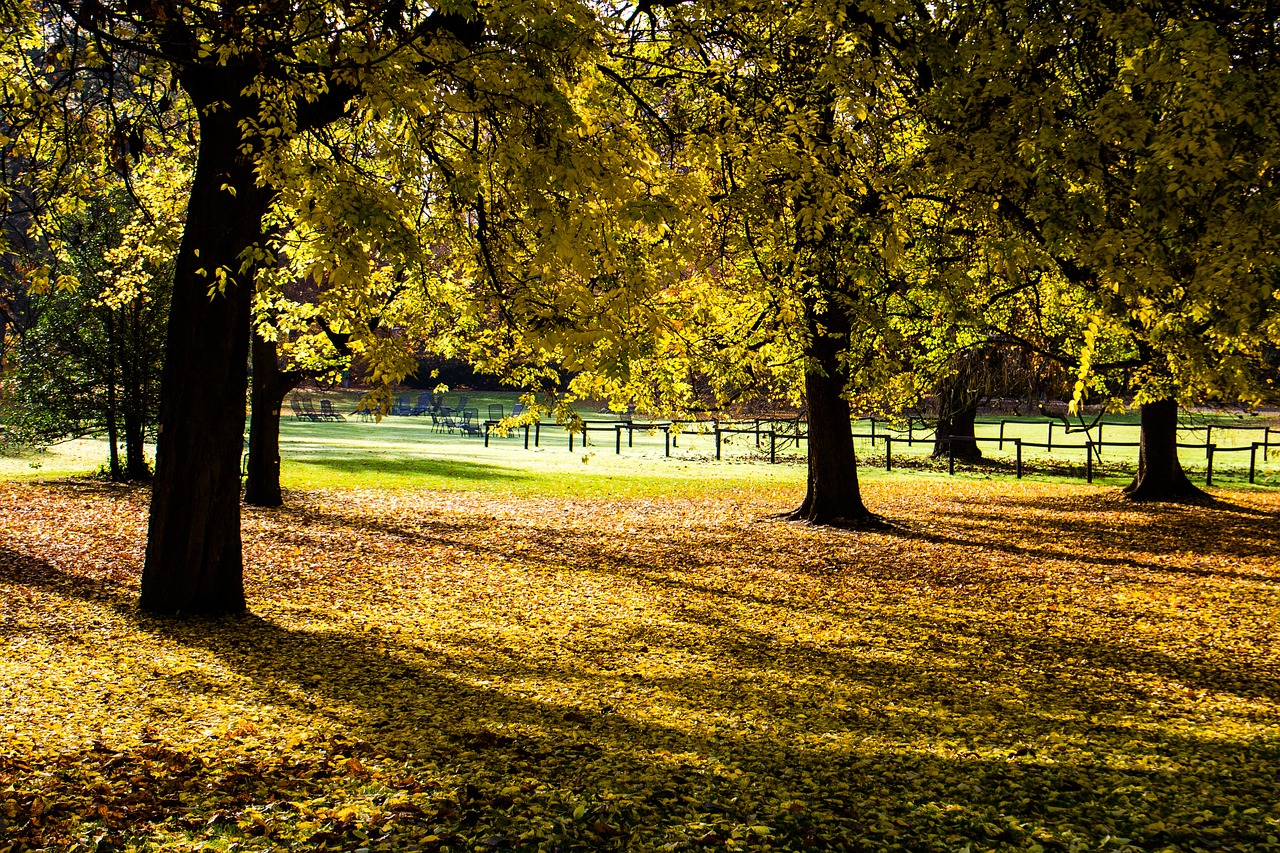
[123,408,148,480]
[244,333,302,507]
[1123,398,1206,501]
[104,311,122,480]
[123,296,150,480]
[932,394,982,461]
[788,310,872,525]
[140,97,273,616]
[105,387,122,481]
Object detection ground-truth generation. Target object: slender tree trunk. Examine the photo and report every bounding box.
[140,99,272,616]
[105,388,121,481]
[123,297,150,480]
[932,394,982,461]
[788,309,872,525]
[123,409,148,480]
[244,333,302,507]
[1123,398,1206,501]
[104,311,122,480]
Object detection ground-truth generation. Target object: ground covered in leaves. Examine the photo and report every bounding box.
[1,478,1278,852]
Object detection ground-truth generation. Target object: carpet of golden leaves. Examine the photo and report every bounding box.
[1,478,1278,852]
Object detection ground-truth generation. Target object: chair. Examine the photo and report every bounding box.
[410,392,433,416]
[488,404,504,421]
[319,399,347,421]
[300,398,324,421]
[391,394,412,416]
[511,402,524,418]
[288,395,309,421]
[459,408,483,437]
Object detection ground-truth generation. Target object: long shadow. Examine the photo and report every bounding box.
[289,455,527,483]
[944,492,1280,558]
[879,493,1280,583]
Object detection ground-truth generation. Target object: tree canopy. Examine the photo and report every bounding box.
[1,0,1278,614]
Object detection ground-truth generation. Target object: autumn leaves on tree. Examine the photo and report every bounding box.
[2,0,1278,614]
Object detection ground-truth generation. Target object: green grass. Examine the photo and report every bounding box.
[4,391,1278,493]
[0,437,121,481]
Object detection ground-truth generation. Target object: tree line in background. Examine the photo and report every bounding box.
[1,0,1278,615]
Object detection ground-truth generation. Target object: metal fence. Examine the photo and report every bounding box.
[483,415,1280,486]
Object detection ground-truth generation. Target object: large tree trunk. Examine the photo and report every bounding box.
[244,333,302,507]
[787,310,872,525]
[140,99,272,616]
[1123,398,1206,501]
[932,393,982,461]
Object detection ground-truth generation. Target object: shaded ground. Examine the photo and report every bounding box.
[1,479,1278,851]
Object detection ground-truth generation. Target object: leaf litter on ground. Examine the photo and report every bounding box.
[1,477,1278,851]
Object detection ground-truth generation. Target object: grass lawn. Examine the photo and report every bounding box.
[3,392,1278,490]
[1,458,1279,851]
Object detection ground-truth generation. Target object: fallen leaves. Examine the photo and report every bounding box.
[0,478,1278,851]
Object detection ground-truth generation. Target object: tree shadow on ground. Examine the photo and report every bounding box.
[893,491,1280,578]
[288,455,526,483]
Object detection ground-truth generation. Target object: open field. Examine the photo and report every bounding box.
[2,472,1279,852]
[3,391,1278,491]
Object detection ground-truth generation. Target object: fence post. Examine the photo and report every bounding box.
[870,417,877,447]
[1047,421,1053,452]
[484,424,490,448]
[1016,439,1023,479]
[999,420,1005,450]
[1206,443,1215,487]
[948,439,955,475]
[569,429,574,452]
[770,430,776,464]
[615,426,622,455]
[629,424,634,447]
[1086,441,1093,483]
[1250,442,1258,484]
[535,422,541,447]
[755,419,761,447]
[665,429,671,457]
[524,424,530,450]
[908,419,914,446]
[715,422,722,460]
[885,436,892,472]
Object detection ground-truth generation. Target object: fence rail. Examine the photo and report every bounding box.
[480,414,1279,486]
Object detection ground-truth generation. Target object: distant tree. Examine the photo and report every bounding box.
[926,0,1280,500]
[1,188,173,478]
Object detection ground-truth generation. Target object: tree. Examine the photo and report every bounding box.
[0,185,172,478]
[4,0,643,614]
[602,0,960,524]
[923,0,1280,500]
